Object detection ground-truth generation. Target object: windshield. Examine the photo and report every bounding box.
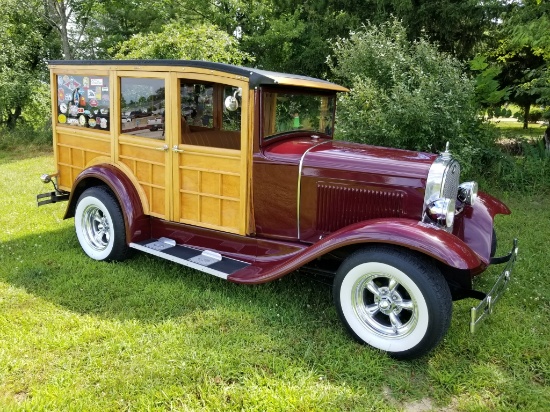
[262,89,335,139]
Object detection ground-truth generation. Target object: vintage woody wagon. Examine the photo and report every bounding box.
[38,60,518,359]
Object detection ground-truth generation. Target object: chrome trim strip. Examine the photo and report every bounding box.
[297,140,331,239]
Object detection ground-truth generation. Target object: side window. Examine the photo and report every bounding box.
[179,80,241,150]
[180,83,214,130]
[56,74,110,130]
[120,77,165,139]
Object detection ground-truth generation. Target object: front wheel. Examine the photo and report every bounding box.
[75,186,129,262]
[333,246,452,359]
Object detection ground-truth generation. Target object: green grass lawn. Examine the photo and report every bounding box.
[1,153,549,411]
[492,119,548,141]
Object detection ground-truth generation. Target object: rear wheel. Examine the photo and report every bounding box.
[75,186,129,261]
[333,246,452,359]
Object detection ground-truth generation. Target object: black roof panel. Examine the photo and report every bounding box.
[48,59,346,90]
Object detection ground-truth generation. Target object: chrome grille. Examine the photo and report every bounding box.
[441,160,461,200]
[423,153,462,231]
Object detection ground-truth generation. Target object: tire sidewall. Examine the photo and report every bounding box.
[338,261,430,353]
[334,247,451,359]
[75,188,118,261]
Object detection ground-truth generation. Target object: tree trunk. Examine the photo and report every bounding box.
[7,107,22,130]
[43,0,73,60]
[523,104,530,129]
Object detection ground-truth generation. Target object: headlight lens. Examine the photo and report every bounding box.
[426,198,456,228]
[457,181,478,206]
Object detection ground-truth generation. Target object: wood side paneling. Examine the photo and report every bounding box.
[118,141,167,218]
[176,147,241,234]
[56,131,110,189]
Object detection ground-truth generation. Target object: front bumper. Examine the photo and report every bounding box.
[470,238,518,333]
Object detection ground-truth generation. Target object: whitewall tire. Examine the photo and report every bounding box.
[333,246,452,359]
[75,187,128,262]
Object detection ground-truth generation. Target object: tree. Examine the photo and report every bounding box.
[38,0,97,59]
[330,19,494,169]
[0,0,59,129]
[111,23,253,65]
[490,0,550,129]
[80,0,181,59]
[368,0,506,61]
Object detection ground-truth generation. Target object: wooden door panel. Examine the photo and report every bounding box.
[175,146,241,233]
[119,140,167,218]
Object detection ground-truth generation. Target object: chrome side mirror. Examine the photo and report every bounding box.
[224,88,242,112]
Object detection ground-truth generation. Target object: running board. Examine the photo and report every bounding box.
[129,237,250,280]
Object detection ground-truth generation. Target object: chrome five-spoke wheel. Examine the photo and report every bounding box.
[81,205,112,252]
[353,273,418,339]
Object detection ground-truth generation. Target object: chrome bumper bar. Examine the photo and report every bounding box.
[470,238,518,334]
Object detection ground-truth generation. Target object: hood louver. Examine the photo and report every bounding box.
[316,184,405,233]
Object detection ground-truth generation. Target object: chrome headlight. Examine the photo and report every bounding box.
[426,198,456,228]
[457,181,478,206]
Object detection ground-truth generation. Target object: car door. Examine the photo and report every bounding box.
[114,72,172,219]
[170,72,251,235]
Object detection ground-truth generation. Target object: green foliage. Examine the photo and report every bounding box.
[367,0,506,61]
[487,106,512,119]
[0,0,57,129]
[527,107,544,123]
[470,55,510,107]
[486,0,550,127]
[111,23,253,65]
[330,19,497,174]
[484,146,550,194]
[21,83,52,130]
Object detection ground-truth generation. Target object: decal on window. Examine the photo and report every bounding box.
[56,74,110,131]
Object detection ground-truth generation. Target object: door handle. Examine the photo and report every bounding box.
[172,145,184,153]
[155,144,168,151]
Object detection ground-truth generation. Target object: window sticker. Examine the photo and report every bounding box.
[57,74,110,131]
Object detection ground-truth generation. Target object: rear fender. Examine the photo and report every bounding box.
[63,164,150,242]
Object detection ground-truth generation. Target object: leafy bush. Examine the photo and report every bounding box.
[528,107,544,123]
[329,19,498,174]
[487,106,512,118]
[112,23,253,65]
[21,82,51,130]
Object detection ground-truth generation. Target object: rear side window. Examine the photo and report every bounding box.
[120,77,165,139]
[56,74,110,130]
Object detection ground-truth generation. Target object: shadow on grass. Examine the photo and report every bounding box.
[1,226,440,398]
[5,224,548,409]
[2,226,332,323]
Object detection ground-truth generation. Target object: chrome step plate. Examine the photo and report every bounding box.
[129,238,249,279]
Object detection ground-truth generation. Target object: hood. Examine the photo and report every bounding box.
[264,137,437,179]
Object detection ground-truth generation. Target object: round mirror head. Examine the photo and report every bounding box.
[224,96,239,111]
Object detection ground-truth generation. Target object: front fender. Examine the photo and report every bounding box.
[228,218,483,284]
[63,164,150,242]
[453,191,511,266]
